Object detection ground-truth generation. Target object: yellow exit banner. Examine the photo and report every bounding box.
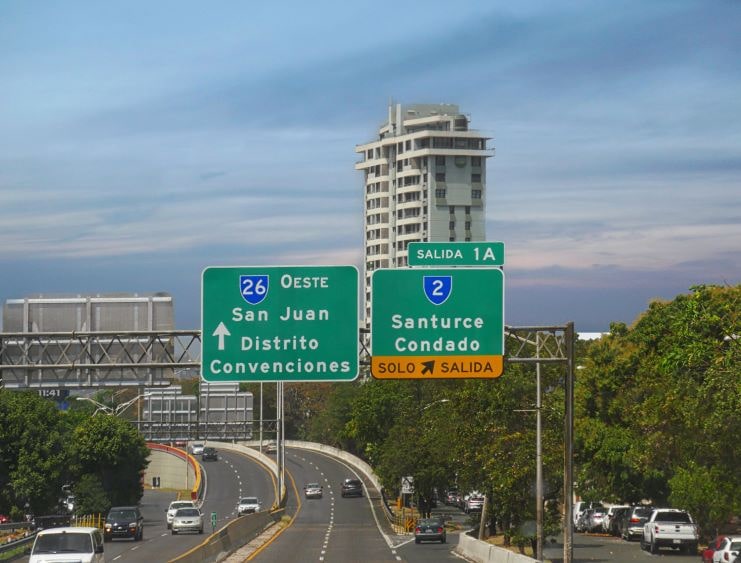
[371,355,503,379]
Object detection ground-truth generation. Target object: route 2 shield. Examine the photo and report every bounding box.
[423,275,452,305]
[240,275,269,305]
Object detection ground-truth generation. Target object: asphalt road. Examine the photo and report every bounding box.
[18,448,276,563]
[251,448,463,563]
[544,531,702,562]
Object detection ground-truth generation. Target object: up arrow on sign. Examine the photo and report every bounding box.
[212,322,231,351]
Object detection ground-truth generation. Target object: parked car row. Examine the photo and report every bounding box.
[443,490,485,514]
[574,501,740,559]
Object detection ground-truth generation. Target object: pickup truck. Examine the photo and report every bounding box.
[641,508,698,555]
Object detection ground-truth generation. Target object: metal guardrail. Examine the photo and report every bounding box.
[0,534,34,561]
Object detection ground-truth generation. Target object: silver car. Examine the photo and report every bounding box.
[171,507,204,535]
[166,500,195,528]
[304,483,323,499]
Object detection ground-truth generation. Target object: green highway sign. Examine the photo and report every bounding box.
[407,241,505,267]
[201,266,359,382]
[371,268,504,379]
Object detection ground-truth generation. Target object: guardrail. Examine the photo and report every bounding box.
[0,534,34,562]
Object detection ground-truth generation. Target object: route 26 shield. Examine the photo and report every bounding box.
[423,275,452,305]
[240,275,269,305]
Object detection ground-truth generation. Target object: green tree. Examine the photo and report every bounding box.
[576,285,740,535]
[73,474,110,516]
[70,415,150,506]
[0,390,68,515]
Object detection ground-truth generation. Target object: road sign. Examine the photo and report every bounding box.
[407,241,505,267]
[371,268,504,379]
[201,266,358,382]
[211,511,217,530]
[401,476,414,494]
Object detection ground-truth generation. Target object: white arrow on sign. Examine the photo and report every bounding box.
[212,322,231,351]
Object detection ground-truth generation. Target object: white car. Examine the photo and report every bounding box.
[237,497,261,515]
[29,526,104,563]
[713,536,741,563]
[166,500,195,528]
[304,483,323,499]
[190,442,204,455]
[171,507,204,535]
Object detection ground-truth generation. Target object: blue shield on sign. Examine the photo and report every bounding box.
[423,276,452,305]
[240,275,269,305]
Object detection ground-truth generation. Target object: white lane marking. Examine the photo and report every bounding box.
[161,533,168,537]
[131,545,139,550]
[395,537,417,548]
[113,556,122,561]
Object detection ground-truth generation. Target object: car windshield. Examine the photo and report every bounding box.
[175,509,200,517]
[240,498,258,504]
[307,483,320,488]
[33,532,92,554]
[635,507,653,517]
[171,502,193,510]
[418,518,442,526]
[108,510,137,520]
[344,480,361,486]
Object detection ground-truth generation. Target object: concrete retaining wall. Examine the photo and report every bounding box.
[455,532,538,563]
[145,448,197,491]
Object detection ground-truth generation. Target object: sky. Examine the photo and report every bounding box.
[1,0,739,332]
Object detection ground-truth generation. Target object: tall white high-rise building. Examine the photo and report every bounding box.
[355,103,493,321]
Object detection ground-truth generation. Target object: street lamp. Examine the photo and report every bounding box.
[421,398,450,411]
[76,393,152,417]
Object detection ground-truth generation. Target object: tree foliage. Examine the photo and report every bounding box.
[576,285,740,535]
[0,389,150,517]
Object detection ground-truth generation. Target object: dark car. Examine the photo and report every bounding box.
[608,506,630,536]
[415,517,446,544]
[617,505,654,541]
[104,506,143,541]
[576,508,594,533]
[201,447,218,461]
[340,478,363,498]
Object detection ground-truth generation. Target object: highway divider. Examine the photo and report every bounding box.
[455,531,539,563]
[168,509,285,563]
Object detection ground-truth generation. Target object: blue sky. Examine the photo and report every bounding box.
[1,0,739,332]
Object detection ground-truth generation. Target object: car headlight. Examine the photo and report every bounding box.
[105,524,112,530]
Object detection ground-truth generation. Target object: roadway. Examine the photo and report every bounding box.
[250,447,463,563]
[18,448,276,563]
[544,531,702,562]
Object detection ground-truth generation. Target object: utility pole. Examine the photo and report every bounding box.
[536,332,544,562]
[563,322,575,563]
